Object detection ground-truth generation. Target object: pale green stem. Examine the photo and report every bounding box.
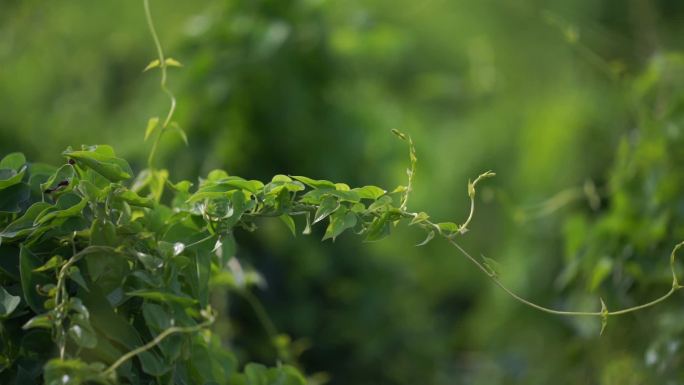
[104,318,213,376]
[445,237,683,318]
[143,0,177,169]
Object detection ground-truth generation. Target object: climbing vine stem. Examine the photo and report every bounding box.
[390,131,684,333]
[104,310,215,377]
[143,0,178,169]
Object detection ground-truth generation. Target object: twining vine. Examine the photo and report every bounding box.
[0,1,682,384]
[112,0,684,367]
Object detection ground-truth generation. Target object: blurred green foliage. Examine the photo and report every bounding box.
[2,0,684,384]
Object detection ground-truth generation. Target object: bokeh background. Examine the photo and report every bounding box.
[3,0,684,384]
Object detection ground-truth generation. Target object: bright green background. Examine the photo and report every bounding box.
[3,0,684,384]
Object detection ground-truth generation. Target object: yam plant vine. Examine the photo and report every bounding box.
[0,1,682,384]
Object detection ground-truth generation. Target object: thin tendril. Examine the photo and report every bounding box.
[143,0,177,169]
[445,237,683,317]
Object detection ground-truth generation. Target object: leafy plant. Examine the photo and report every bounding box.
[1,1,683,385]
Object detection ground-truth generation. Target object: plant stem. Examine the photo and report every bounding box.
[104,318,214,376]
[143,0,177,169]
[445,237,683,318]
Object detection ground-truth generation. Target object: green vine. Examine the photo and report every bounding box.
[0,1,682,384]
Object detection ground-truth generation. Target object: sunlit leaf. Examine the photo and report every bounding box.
[144,117,160,141]
[313,196,339,224]
[143,59,161,72]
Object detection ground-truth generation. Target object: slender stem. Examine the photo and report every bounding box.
[458,171,494,233]
[104,318,213,376]
[445,237,683,317]
[143,0,177,169]
[184,233,215,249]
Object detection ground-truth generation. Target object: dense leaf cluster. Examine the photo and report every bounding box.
[0,139,462,384]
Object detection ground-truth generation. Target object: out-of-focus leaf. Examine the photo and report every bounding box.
[279,214,296,236]
[416,230,435,246]
[22,313,51,330]
[0,202,51,239]
[0,183,30,213]
[0,285,21,318]
[0,152,26,170]
[144,117,160,141]
[143,59,160,72]
[20,247,52,313]
[165,57,182,67]
[34,193,87,224]
[0,167,25,190]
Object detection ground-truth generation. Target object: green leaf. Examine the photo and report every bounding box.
[0,167,26,190]
[600,298,608,336]
[391,128,408,140]
[142,302,172,332]
[0,202,51,239]
[352,185,386,200]
[22,313,52,330]
[0,152,26,170]
[77,180,104,202]
[135,250,164,271]
[44,359,107,385]
[589,257,613,291]
[437,222,459,234]
[290,175,336,190]
[20,247,52,312]
[34,193,87,225]
[115,189,154,208]
[165,57,183,67]
[323,209,357,241]
[368,195,393,211]
[67,266,89,291]
[0,182,30,213]
[139,350,171,376]
[364,212,391,242]
[313,196,339,224]
[169,122,189,145]
[329,189,361,203]
[271,174,292,183]
[416,230,435,246]
[188,177,263,202]
[0,285,21,318]
[302,212,312,235]
[143,59,160,71]
[68,318,98,349]
[409,211,430,226]
[481,255,501,277]
[144,117,160,141]
[279,214,296,236]
[207,169,229,181]
[32,255,64,272]
[40,164,75,193]
[62,145,133,182]
[149,169,169,202]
